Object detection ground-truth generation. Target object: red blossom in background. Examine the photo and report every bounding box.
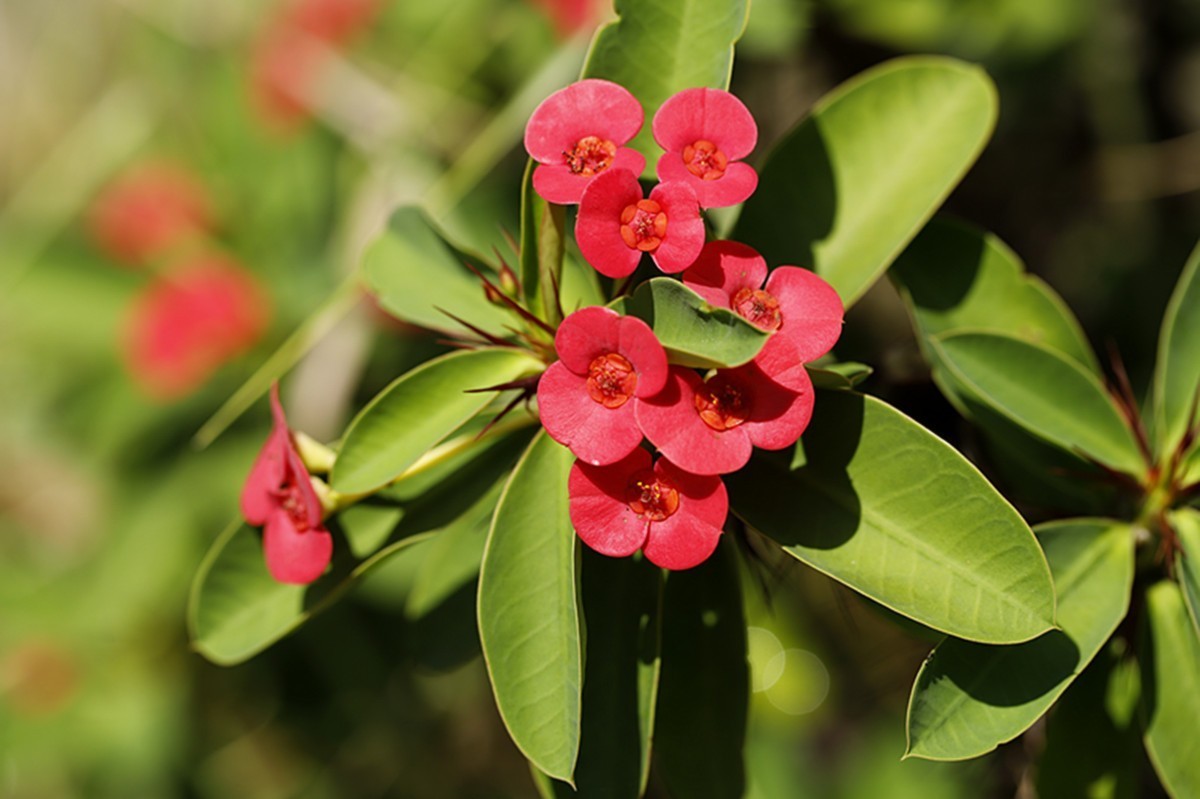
[241,385,334,584]
[575,169,704,277]
[525,0,606,38]
[524,79,646,205]
[569,448,727,571]
[636,342,815,475]
[123,256,270,400]
[538,306,667,466]
[683,240,844,364]
[87,163,211,266]
[653,87,758,208]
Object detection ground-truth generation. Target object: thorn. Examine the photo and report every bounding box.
[1105,341,1153,468]
[549,268,566,320]
[475,391,531,440]
[434,307,515,349]
[463,375,541,394]
[462,261,556,335]
[500,226,520,259]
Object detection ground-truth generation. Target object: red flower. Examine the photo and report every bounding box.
[87,163,210,266]
[526,0,605,38]
[524,79,646,205]
[123,256,270,400]
[635,345,815,475]
[241,384,334,585]
[569,448,727,570]
[652,87,758,208]
[575,169,704,277]
[537,306,667,466]
[683,240,843,364]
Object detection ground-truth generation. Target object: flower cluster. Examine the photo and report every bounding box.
[527,80,844,571]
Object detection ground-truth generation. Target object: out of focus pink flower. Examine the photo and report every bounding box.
[122,255,270,400]
[526,0,605,38]
[87,163,211,267]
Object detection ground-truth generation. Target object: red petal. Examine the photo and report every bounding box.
[569,451,651,558]
[263,509,333,584]
[524,80,644,164]
[651,87,757,160]
[729,354,815,451]
[682,240,767,306]
[532,146,645,205]
[641,459,726,570]
[538,363,645,466]
[765,267,844,363]
[656,154,758,209]
[240,424,289,525]
[576,168,644,278]
[555,306,623,373]
[618,315,668,397]
[647,181,704,274]
[635,367,751,475]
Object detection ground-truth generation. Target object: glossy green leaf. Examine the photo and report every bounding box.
[189,521,432,665]
[1038,642,1141,799]
[582,0,749,169]
[478,431,581,783]
[1154,239,1200,455]
[1171,509,1200,635]
[519,159,566,326]
[1140,580,1200,799]
[934,332,1145,476]
[807,361,873,390]
[892,219,1098,372]
[905,519,1134,760]
[541,552,663,798]
[654,541,748,799]
[734,57,997,307]
[331,348,542,494]
[726,391,1056,643]
[621,277,769,368]
[362,206,513,336]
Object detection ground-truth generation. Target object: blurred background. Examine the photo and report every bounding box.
[0,0,1196,796]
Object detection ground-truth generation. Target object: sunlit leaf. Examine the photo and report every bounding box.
[905,519,1133,760]
[807,361,873,390]
[1140,580,1200,799]
[1154,239,1200,456]
[727,391,1056,643]
[1171,509,1200,634]
[519,160,566,326]
[478,431,581,782]
[331,348,543,493]
[734,57,997,307]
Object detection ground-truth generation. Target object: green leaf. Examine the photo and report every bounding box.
[726,390,1056,643]
[622,277,769,368]
[362,207,513,336]
[331,348,542,494]
[478,431,581,783]
[337,503,403,559]
[559,252,605,314]
[519,160,566,326]
[582,0,750,171]
[654,541,748,799]
[1140,580,1200,799]
[905,519,1134,760]
[933,332,1146,477]
[542,552,663,798]
[188,521,433,665]
[733,57,997,307]
[891,218,1098,372]
[807,361,873,390]
[1154,239,1200,455]
[1171,509,1200,635]
[1038,642,1141,799]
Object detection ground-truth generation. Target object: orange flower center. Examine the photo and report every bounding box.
[564,135,617,176]
[586,352,638,408]
[732,287,783,331]
[620,199,667,252]
[694,376,750,431]
[682,139,729,181]
[625,468,680,522]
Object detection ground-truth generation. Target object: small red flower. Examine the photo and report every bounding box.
[526,0,605,38]
[575,169,704,277]
[569,448,727,570]
[87,163,210,266]
[538,306,667,466]
[683,240,843,364]
[241,384,334,585]
[635,345,815,476]
[123,256,270,400]
[652,88,758,208]
[524,79,647,205]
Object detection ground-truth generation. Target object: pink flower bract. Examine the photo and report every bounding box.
[576,169,704,277]
[88,163,211,266]
[635,350,815,476]
[241,384,334,585]
[683,240,843,364]
[538,306,667,466]
[569,448,727,571]
[653,87,758,208]
[524,79,646,205]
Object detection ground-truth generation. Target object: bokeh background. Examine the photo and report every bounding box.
[1,0,1196,796]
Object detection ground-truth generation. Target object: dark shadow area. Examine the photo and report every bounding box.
[407,579,482,672]
[889,219,986,312]
[939,629,1081,706]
